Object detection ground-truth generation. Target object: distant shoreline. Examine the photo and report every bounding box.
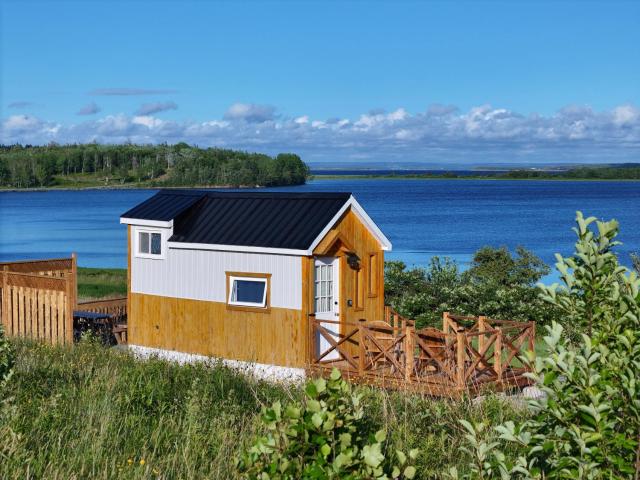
[310,174,640,182]
[3,175,640,192]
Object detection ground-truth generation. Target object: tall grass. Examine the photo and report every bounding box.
[77,268,127,301]
[1,340,526,479]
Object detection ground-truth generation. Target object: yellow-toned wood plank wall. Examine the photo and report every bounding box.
[312,208,385,325]
[129,292,306,367]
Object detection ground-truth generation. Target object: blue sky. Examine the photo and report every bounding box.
[2,0,639,164]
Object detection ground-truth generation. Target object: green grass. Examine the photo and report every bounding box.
[77,267,127,301]
[0,339,528,479]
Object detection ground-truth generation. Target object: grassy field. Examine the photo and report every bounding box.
[77,267,127,301]
[0,339,526,479]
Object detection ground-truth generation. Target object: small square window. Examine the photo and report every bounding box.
[137,230,162,258]
[227,273,270,309]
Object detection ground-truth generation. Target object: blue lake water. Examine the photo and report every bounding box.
[1,179,639,282]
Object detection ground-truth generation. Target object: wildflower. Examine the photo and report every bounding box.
[127,458,133,465]
[140,459,145,466]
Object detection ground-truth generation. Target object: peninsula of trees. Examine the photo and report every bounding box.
[0,143,310,189]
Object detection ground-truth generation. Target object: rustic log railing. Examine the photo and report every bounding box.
[310,309,535,397]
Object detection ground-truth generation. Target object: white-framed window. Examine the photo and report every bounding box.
[227,274,269,308]
[135,228,164,259]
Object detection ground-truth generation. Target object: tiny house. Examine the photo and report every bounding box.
[120,190,392,378]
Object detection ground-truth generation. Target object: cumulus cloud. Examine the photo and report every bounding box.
[89,88,178,96]
[8,101,33,109]
[223,103,276,123]
[135,101,178,115]
[2,103,639,164]
[77,102,101,115]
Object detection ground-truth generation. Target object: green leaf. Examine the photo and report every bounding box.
[320,444,331,457]
[374,430,386,443]
[404,465,416,479]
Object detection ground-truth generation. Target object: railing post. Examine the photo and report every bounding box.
[456,329,466,388]
[404,324,415,381]
[528,322,536,357]
[358,319,366,376]
[478,315,486,353]
[308,314,316,364]
[443,311,453,348]
[494,327,503,381]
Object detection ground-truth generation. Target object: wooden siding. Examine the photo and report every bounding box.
[131,242,302,310]
[129,292,306,367]
[312,208,385,326]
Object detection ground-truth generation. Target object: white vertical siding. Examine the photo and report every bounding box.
[131,235,302,310]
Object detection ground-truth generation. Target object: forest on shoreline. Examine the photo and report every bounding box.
[0,143,309,189]
[313,164,640,181]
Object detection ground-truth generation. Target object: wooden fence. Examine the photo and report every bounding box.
[310,310,535,397]
[76,297,127,324]
[0,256,77,344]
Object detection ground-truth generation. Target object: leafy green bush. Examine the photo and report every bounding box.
[0,325,14,392]
[237,368,418,479]
[450,212,640,479]
[385,247,560,328]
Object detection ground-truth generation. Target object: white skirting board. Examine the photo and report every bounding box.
[128,344,307,383]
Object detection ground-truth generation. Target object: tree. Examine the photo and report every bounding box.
[451,212,640,479]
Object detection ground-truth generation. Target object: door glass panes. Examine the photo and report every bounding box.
[315,263,334,313]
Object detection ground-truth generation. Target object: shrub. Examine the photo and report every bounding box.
[0,325,14,392]
[451,212,640,479]
[237,368,418,479]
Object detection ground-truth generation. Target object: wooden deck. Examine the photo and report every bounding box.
[309,310,535,397]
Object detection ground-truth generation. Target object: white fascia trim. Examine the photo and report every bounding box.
[307,195,393,252]
[128,345,306,383]
[168,241,309,256]
[120,217,173,228]
[348,196,393,251]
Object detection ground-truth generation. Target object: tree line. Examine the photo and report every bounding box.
[0,143,310,188]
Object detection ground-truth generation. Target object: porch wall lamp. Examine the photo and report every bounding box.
[346,252,361,270]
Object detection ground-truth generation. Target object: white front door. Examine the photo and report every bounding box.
[314,257,340,361]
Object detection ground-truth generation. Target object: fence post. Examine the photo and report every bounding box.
[358,319,366,376]
[71,253,77,311]
[456,330,466,389]
[1,266,8,335]
[404,324,415,382]
[494,327,503,380]
[478,315,486,353]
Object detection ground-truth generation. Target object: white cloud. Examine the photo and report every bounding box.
[135,101,178,115]
[2,103,639,163]
[223,103,276,123]
[77,102,101,115]
[612,104,639,126]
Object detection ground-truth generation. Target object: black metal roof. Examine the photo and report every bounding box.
[121,190,203,222]
[121,190,352,250]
